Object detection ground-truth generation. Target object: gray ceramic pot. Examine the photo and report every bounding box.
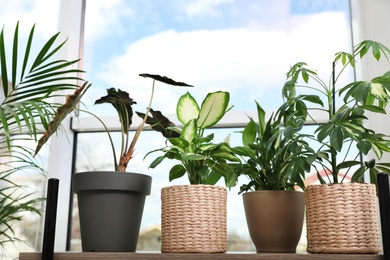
[73,171,152,252]
[243,190,305,253]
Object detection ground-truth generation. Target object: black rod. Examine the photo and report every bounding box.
[42,178,59,260]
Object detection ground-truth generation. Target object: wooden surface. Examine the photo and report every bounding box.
[19,252,384,259]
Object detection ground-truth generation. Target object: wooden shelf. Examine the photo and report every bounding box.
[19,252,384,260]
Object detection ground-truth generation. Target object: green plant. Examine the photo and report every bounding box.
[0,22,86,247]
[147,91,240,188]
[232,100,315,193]
[283,40,390,185]
[91,74,192,172]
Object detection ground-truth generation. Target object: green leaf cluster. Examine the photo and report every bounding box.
[282,40,390,185]
[147,91,240,188]
[0,22,85,246]
[94,74,192,172]
[233,100,316,192]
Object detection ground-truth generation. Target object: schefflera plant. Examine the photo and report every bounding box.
[146,91,240,188]
[283,40,390,185]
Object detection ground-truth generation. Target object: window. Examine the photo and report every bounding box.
[0,1,61,258]
[69,0,353,252]
[2,0,388,255]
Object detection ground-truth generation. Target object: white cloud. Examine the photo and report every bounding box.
[0,0,60,38]
[184,0,235,18]
[93,12,350,114]
[84,0,133,42]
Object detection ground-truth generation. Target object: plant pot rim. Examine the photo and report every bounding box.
[73,171,152,195]
[243,190,304,194]
[162,184,226,189]
[306,182,374,188]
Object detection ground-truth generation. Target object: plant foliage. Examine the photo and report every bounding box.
[283,40,390,185]
[0,22,85,246]
[147,91,240,188]
[94,74,192,172]
[233,100,315,192]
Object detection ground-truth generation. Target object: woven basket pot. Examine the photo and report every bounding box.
[305,183,381,254]
[161,185,227,253]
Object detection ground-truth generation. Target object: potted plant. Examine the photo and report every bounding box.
[36,73,192,252]
[283,40,390,253]
[146,90,240,253]
[231,99,315,253]
[0,22,85,250]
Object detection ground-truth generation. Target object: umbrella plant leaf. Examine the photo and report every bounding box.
[330,127,343,152]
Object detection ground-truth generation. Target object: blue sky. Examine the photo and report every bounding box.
[80,0,352,117]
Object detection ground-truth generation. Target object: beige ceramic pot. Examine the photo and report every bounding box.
[243,190,305,253]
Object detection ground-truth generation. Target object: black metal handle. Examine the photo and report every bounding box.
[42,178,59,260]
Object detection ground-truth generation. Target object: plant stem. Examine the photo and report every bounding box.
[79,109,119,171]
[330,61,338,183]
[124,79,156,164]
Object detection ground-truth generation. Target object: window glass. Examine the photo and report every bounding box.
[0,1,60,258]
[71,0,352,252]
[81,0,352,116]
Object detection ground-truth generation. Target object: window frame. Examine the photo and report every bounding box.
[52,0,390,251]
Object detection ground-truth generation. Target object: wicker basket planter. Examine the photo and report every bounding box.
[161,185,227,253]
[305,183,381,254]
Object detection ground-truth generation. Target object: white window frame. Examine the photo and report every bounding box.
[51,0,390,251]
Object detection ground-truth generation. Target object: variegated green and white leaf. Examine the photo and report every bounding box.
[370,82,387,99]
[198,91,229,129]
[181,119,197,146]
[176,92,199,125]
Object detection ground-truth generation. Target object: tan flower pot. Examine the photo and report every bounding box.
[243,190,305,253]
[305,183,381,253]
[161,185,227,253]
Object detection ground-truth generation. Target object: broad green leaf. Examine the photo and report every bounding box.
[168,137,188,150]
[357,140,371,155]
[255,101,266,134]
[197,91,229,129]
[181,153,205,161]
[148,155,166,169]
[330,127,343,152]
[204,170,222,185]
[169,164,186,182]
[176,92,199,125]
[181,119,197,144]
[242,119,256,148]
[337,160,361,169]
[351,166,366,182]
[211,148,240,162]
